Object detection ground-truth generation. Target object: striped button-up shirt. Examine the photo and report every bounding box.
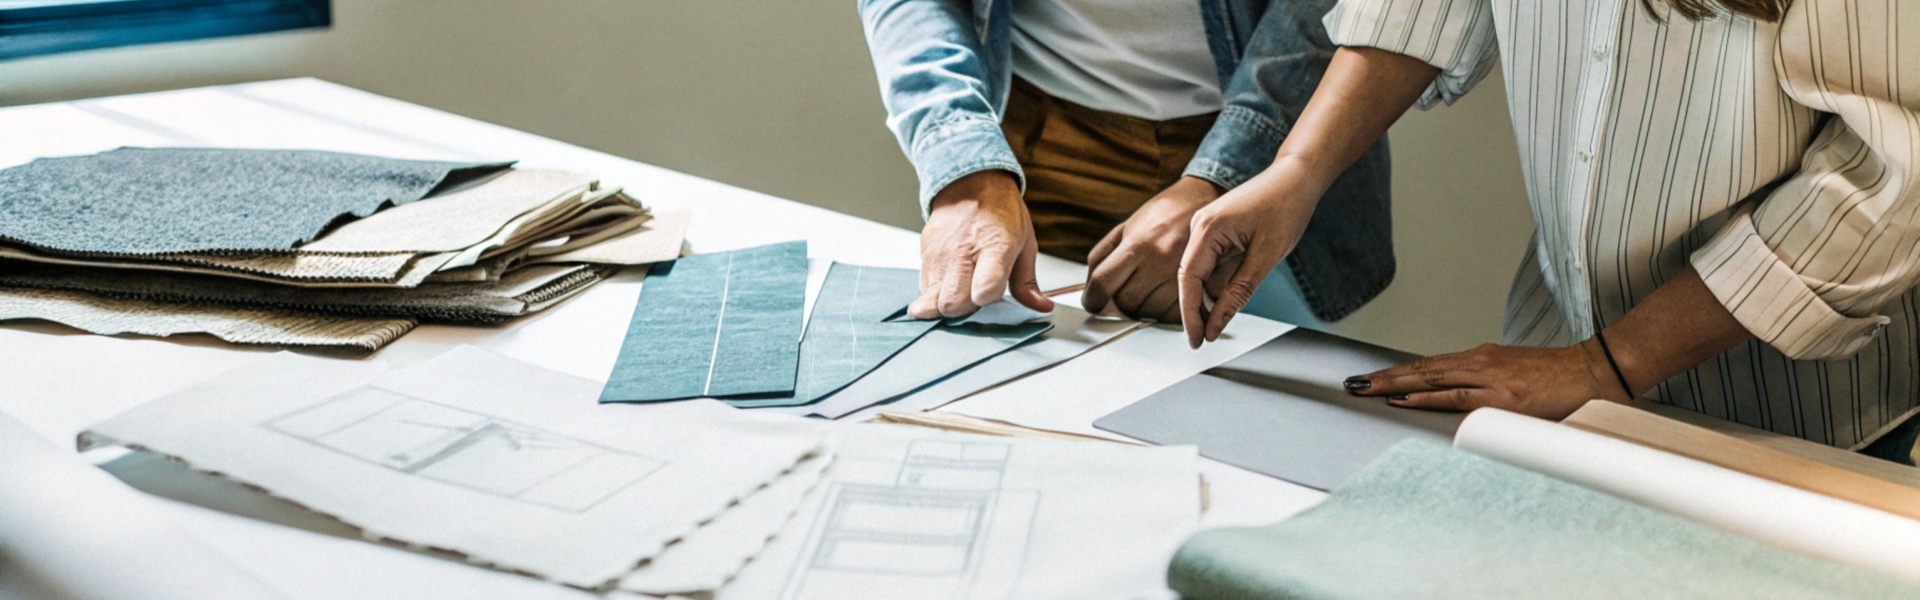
[1324,0,1920,449]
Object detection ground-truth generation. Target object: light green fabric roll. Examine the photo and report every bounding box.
[1170,441,1917,600]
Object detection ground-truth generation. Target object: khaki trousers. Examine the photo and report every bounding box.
[1000,78,1218,262]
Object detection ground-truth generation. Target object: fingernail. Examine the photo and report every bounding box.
[1388,394,1409,402]
[1343,377,1371,391]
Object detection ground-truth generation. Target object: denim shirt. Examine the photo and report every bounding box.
[859,0,1395,321]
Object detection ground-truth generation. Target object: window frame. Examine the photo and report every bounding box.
[0,0,330,61]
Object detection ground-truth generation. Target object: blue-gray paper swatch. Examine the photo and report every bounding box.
[0,147,511,254]
[727,264,937,408]
[600,241,808,403]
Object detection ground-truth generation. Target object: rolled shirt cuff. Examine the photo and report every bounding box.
[910,116,1025,219]
[1321,0,1498,109]
[1692,210,1893,361]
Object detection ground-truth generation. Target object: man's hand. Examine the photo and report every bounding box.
[910,170,1055,319]
[1342,341,1631,420]
[1083,177,1221,322]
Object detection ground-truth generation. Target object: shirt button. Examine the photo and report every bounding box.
[1577,150,1593,162]
[1592,44,1609,60]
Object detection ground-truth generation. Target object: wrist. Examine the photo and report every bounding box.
[931,170,1021,213]
[1586,331,1639,400]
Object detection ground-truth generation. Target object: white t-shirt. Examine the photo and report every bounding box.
[1010,0,1223,121]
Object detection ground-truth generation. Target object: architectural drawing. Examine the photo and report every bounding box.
[780,441,1037,600]
[263,386,663,512]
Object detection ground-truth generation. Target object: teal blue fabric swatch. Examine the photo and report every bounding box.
[1170,441,1918,600]
[600,241,808,403]
[797,320,1054,419]
[727,264,936,409]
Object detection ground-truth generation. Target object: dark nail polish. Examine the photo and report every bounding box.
[1388,394,1409,402]
[1343,377,1371,391]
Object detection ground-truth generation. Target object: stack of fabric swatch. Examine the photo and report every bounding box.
[597,240,1131,417]
[0,147,689,350]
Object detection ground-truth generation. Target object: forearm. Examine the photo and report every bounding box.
[1602,268,1754,395]
[1263,47,1439,191]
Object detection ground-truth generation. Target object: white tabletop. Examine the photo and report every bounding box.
[0,79,1323,599]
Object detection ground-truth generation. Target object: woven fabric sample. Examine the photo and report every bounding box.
[727,264,938,409]
[601,242,809,403]
[0,147,509,254]
[0,287,414,349]
[299,168,596,253]
[0,260,610,323]
[1169,441,1919,600]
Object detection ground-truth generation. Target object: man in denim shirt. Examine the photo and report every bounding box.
[861,0,1393,327]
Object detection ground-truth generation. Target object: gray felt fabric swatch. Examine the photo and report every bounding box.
[601,242,809,403]
[1169,441,1919,600]
[785,320,1053,419]
[727,264,937,409]
[0,147,510,254]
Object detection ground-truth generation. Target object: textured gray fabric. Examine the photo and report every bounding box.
[0,260,610,323]
[0,147,510,255]
[1169,441,1919,600]
[601,242,810,403]
[0,286,414,350]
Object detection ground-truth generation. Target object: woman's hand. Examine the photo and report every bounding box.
[1343,340,1631,420]
[1176,164,1322,348]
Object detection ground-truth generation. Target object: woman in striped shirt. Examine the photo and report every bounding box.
[1174,0,1920,461]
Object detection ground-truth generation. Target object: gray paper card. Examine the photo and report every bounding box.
[601,241,808,403]
[726,264,936,409]
[1093,328,1465,490]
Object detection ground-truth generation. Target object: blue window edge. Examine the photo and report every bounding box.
[0,0,330,61]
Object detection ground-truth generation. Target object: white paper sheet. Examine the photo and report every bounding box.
[79,347,824,588]
[716,423,1202,600]
[839,307,1145,421]
[618,452,833,596]
[0,410,287,600]
[942,312,1292,440]
[1455,409,1920,584]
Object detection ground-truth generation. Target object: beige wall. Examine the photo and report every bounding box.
[0,0,1533,355]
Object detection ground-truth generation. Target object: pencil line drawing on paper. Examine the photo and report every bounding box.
[780,441,1038,600]
[262,387,664,512]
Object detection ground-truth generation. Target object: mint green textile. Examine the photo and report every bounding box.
[1170,441,1917,600]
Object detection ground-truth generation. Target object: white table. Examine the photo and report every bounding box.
[0,79,1323,599]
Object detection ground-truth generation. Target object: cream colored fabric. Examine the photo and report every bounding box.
[301,168,598,254]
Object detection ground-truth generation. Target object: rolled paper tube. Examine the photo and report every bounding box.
[1454,408,1920,585]
[0,411,287,600]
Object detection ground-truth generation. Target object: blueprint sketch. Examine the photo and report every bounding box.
[717,426,1202,600]
[781,441,1037,600]
[81,347,823,588]
[265,387,662,512]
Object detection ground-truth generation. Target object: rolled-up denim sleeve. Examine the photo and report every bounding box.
[860,0,1022,218]
[1322,0,1498,109]
[1185,0,1339,190]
